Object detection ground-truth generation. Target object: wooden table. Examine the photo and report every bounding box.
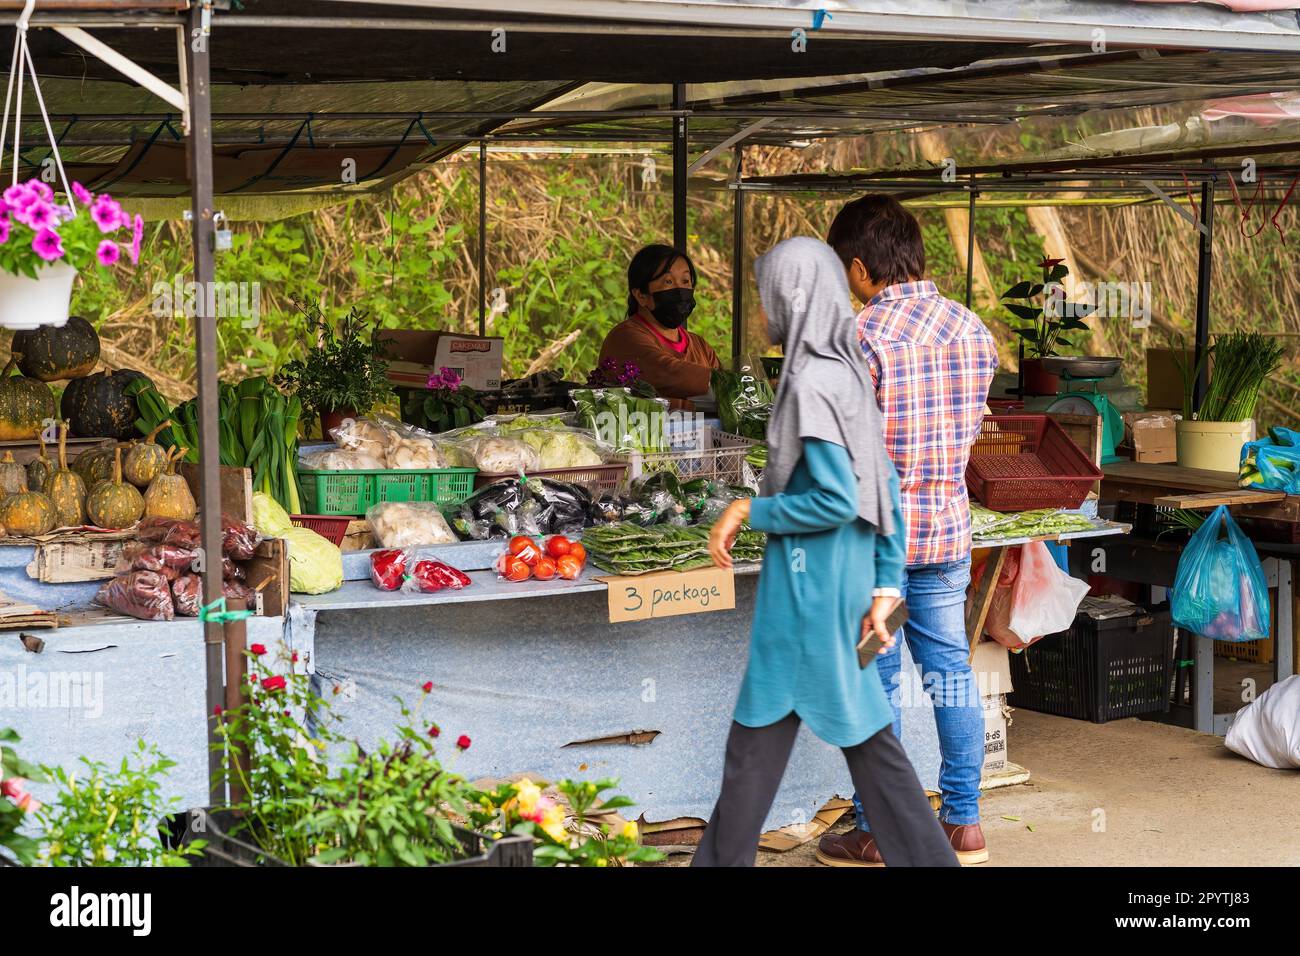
[964,519,1132,656]
[1099,460,1297,735]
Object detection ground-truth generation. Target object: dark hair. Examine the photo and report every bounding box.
[826,194,925,287]
[626,244,697,317]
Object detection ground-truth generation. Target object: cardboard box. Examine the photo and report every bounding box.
[599,566,736,623]
[382,329,504,392]
[970,639,1013,697]
[1146,347,1197,411]
[981,694,1010,777]
[1130,414,1177,464]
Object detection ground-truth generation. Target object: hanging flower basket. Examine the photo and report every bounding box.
[0,260,76,330]
[0,179,143,331]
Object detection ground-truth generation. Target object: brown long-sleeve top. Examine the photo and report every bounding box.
[598,313,722,411]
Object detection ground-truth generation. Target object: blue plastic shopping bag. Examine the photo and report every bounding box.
[1170,505,1269,642]
[1240,426,1300,494]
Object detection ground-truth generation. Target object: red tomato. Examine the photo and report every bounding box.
[566,541,587,565]
[556,554,583,580]
[509,541,540,564]
[502,555,532,582]
[533,556,558,581]
[545,535,572,559]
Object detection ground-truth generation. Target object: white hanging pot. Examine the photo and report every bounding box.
[0,263,77,330]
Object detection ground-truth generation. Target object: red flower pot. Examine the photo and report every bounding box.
[1019,358,1060,397]
[319,407,358,439]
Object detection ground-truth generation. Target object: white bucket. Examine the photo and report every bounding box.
[1176,418,1255,473]
[0,262,77,330]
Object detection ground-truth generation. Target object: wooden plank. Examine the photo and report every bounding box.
[1153,489,1286,509]
[1102,460,1300,522]
[1048,412,1103,494]
[243,538,288,618]
[965,547,1007,656]
[179,463,253,526]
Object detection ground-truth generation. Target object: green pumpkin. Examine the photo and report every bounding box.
[123,420,171,489]
[73,443,120,488]
[144,446,197,521]
[42,422,87,528]
[11,316,101,382]
[26,434,53,490]
[0,490,56,537]
[61,369,148,440]
[87,448,144,529]
[0,452,27,497]
[0,356,57,441]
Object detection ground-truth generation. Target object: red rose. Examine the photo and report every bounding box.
[250,644,267,656]
[261,675,286,692]
[292,652,299,663]
[422,681,434,693]
[212,705,223,716]
[456,734,471,751]
[428,725,441,738]
[249,673,257,683]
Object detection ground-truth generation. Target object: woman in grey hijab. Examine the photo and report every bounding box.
[693,237,956,868]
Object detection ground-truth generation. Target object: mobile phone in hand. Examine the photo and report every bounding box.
[857,601,909,669]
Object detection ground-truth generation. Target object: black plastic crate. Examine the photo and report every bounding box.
[162,807,533,867]
[1008,608,1174,723]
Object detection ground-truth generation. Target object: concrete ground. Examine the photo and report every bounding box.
[658,707,1299,867]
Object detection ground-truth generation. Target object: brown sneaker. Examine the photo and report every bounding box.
[941,821,989,865]
[815,829,885,867]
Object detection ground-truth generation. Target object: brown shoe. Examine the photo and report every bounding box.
[941,821,989,865]
[815,829,885,867]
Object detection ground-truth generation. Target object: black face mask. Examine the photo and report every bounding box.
[649,287,696,329]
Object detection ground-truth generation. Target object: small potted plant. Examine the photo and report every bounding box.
[403,367,487,433]
[275,298,392,437]
[1003,257,1094,396]
[0,179,143,331]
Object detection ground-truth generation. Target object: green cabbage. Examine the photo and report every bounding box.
[536,430,604,469]
[285,526,343,594]
[252,491,293,537]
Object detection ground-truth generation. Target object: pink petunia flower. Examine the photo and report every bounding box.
[95,240,121,267]
[90,195,125,234]
[129,214,144,265]
[30,181,53,202]
[3,184,36,210]
[32,228,64,262]
[71,182,93,206]
[17,200,59,231]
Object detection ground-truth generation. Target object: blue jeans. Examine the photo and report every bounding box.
[854,557,984,828]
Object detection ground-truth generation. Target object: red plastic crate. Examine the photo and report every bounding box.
[966,414,1102,512]
[290,514,351,547]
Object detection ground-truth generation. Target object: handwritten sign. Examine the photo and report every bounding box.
[600,566,736,623]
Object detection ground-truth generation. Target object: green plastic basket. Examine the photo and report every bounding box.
[297,467,477,516]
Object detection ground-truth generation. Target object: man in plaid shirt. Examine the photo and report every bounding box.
[818,195,998,867]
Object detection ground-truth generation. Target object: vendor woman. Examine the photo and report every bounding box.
[598,244,721,410]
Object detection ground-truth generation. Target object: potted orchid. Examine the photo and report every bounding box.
[0,178,142,331]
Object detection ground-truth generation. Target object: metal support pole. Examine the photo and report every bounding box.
[731,146,744,362]
[184,3,225,804]
[478,140,487,336]
[672,83,687,252]
[1192,175,1215,410]
[964,181,977,310]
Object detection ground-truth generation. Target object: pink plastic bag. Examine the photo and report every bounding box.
[1006,542,1090,648]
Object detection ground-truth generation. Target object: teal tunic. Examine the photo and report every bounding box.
[734,438,906,747]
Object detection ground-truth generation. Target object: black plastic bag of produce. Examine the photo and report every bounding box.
[1171,505,1270,642]
[448,477,591,539]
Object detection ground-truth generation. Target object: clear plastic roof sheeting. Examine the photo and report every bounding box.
[3,0,1300,196]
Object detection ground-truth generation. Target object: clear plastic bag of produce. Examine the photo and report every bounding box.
[366,501,459,548]
[369,547,410,591]
[328,417,390,461]
[96,570,175,621]
[299,447,387,471]
[401,558,472,593]
[1240,426,1300,494]
[570,387,671,454]
[371,414,447,469]
[434,429,540,475]
[712,357,773,441]
[1171,504,1270,642]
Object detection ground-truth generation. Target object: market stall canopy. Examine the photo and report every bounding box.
[3,0,1300,199]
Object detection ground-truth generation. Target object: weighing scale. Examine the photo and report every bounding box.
[1041,356,1125,464]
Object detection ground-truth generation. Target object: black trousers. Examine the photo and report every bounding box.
[691,713,959,867]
